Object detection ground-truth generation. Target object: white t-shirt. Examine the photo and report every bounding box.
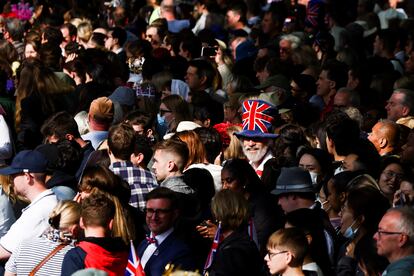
[0,189,58,253]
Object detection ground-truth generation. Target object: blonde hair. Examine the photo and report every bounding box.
[267,228,308,267]
[0,175,18,203]
[69,18,84,28]
[49,200,81,231]
[223,125,245,160]
[77,20,93,43]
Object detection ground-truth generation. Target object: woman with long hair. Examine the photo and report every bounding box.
[174,130,206,169]
[225,126,244,156]
[77,165,142,244]
[173,130,223,192]
[336,186,390,275]
[15,58,75,149]
[23,31,41,60]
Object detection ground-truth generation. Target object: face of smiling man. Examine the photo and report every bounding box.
[241,137,271,167]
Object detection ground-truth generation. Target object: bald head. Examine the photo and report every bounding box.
[368,120,399,155]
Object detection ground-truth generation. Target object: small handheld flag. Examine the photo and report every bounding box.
[125,240,146,276]
[203,222,222,275]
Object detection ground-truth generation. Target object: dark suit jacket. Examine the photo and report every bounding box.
[138,231,196,275]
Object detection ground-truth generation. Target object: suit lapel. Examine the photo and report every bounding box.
[137,239,149,258]
[144,231,176,268]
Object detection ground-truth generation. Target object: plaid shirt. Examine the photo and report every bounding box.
[110,161,157,211]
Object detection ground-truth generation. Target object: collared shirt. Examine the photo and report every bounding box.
[192,13,207,34]
[141,228,174,268]
[303,262,324,276]
[250,151,273,178]
[110,161,157,211]
[114,47,123,55]
[0,189,58,253]
[81,131,108,150]
[397,116,414,129]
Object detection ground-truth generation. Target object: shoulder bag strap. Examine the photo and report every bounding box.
[29,243,67,276]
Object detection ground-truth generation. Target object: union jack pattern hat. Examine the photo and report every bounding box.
[235,99,279,139]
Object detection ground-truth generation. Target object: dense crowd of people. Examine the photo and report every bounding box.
[0,0,414,275]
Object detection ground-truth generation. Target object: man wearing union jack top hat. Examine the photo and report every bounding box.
[234,99,279,178]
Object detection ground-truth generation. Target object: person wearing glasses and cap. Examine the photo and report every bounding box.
[374,207,414,276]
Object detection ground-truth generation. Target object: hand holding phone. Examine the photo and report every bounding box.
[201,46,218,57]
[196,220,217,239]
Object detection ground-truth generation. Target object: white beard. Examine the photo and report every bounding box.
[243,144,269,164]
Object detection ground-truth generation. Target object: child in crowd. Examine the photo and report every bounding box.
[265,228,310,276]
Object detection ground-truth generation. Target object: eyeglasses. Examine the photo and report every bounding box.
[144,208,172,217]
[382,170,404,181]
[376,230,404,238]
[386,100,403,107]
[266,250,288,259]
[159,109,172,116]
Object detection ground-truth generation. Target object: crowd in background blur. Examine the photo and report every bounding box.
[0,0,414,275]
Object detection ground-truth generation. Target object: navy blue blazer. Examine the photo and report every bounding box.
[137,231,196,275]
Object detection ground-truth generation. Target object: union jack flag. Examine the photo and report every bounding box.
[203,222,222,275]
[125,240,146,276]
[242,100,274,133]
[306,0,322,28]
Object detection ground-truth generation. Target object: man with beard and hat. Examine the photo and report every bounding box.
[234,99,278,178]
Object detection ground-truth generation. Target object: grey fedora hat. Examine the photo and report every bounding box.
[271,167,314,196]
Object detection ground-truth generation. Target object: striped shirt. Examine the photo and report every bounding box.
[5,237,74,275]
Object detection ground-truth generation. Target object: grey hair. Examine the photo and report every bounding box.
[280,34,301,50]
[394,89,414,116]
[337,87,361,108]
[388,207,414,244]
